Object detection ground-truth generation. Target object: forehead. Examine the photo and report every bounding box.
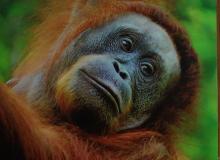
[85,13,177,56]
[116,13,174,51]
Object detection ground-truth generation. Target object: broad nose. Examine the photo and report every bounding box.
[112,61,130,80]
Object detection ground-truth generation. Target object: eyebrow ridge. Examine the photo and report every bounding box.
[108,26,142,39]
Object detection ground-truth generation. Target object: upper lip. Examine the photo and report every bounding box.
[79,69,121,114]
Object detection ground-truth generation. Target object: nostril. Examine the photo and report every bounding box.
[119,72,128,80]
[113,61,119,73]
[113,61,129,80]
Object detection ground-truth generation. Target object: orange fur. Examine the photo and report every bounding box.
[0,1,199,160]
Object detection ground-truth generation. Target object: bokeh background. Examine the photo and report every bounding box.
[0,0,217,159]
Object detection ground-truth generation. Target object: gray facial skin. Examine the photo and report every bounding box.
[13,13,180,134]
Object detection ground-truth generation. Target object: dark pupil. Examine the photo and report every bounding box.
[121,38,133,52]
[141,63,154,75]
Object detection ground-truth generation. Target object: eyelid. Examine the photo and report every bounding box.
[139,52,159,61]
[118,32,140,49]
[108,27,141,41]
[140,58,155,65]
[118,29,140,42]
[119,34,137,45]
[139,58,157,70]
[139,59,157,77]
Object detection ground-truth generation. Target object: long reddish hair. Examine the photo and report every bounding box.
[1,1,199,159]
[14,0,199,135]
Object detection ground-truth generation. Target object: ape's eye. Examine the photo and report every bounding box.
[120,37,134,52]
[140,62,155,76]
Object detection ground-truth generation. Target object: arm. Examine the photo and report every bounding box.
[0,83,62,159]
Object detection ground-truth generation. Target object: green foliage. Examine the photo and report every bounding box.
[0,0,38,81]
[0,1,217,159]
[176,0,217,159]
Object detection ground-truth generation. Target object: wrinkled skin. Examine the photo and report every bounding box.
[13,13,180,135]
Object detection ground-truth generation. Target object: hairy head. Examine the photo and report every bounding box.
[11,2,199,136]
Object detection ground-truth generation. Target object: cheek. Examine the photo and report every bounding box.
[54,57,90,114]
[55,70,78,115]
[133,81,162,112]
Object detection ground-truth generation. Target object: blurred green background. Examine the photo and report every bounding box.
[0,0,217,159]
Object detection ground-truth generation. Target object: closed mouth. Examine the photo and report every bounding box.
[79,69,121,115]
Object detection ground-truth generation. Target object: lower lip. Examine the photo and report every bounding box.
[79,70,120,115]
